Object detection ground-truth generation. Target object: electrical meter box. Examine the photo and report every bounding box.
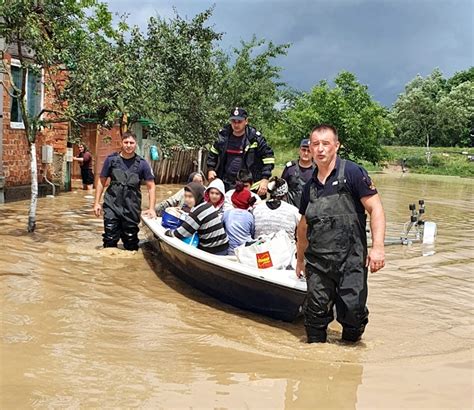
[66,147,73,162]
[42,145,54,164]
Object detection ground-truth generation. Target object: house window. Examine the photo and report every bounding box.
[10,59,43,129]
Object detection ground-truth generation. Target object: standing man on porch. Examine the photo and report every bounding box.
[93,131,156,251]
[206,107,275,196]
[296,124,385,344]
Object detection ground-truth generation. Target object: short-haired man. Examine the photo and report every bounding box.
[281,138,315,209]
[207,107,275,196]
[296,124,385,343]
[73,144,94,190]
[93,132,156,251]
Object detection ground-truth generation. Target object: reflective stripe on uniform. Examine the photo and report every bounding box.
[262,157,275,164]
[210,146,219,154]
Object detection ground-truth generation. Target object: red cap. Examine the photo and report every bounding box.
[231,184,252,209]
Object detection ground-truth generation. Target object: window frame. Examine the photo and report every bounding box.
[10,58,45,130]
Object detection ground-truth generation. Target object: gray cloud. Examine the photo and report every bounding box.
[106,0,473,106]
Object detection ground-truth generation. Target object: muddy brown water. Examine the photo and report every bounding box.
[1,173,473,409]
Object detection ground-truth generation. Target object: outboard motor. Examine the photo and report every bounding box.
[400,200,437,252]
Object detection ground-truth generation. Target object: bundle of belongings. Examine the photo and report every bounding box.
[234,230,296,270]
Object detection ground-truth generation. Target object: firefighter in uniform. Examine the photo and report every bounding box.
[296,124,386,343]
[281,138,315,209]
[206,107,275,196]
[93,132,156,251]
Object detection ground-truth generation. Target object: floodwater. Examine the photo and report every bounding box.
[0,173,472,409]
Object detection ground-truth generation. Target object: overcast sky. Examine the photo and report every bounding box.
[106,0,473,106]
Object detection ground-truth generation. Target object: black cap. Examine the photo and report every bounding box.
[300,138,310,147]
[229,107,248,121]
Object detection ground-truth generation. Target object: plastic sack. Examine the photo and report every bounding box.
[150,145,159,161]
[235,230,295,270]
[181,233,199,247]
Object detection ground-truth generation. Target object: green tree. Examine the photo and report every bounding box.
[390,67,473,147]
[0,0,116,232]
[214,36,290,133]
[274,71,391,164]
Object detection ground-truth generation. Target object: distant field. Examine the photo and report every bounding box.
[272,145,474,178]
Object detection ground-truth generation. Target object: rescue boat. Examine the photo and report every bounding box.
[141,216,307,322]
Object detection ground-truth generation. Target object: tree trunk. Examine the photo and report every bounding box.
[28,142,38,232]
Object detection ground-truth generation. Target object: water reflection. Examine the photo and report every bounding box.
[0,173,473,408]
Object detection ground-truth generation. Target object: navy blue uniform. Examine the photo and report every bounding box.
[207,124,275,190]
[281,160,315,209]
[300,157,377,343]
[100,153,154,250]
[299,157,377,217]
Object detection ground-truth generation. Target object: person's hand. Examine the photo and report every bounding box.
[93,203,102,217]
[295,259,306,279]
[257,179,269,197]
[208,170,217,182]
[366,245,385,273]
[142,208,157,219]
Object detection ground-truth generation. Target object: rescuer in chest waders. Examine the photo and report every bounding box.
[296,124,386,343]
[93,132,156,251]
[281,138,315,209]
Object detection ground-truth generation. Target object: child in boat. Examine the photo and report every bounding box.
[204,178,226,217]
[253,176,301,241]
[165,178,229,255]
[156,171,205,216]
[223,170,261,212]
[223,182,256,255]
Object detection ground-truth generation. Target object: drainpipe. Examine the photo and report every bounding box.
[0,36,5,203]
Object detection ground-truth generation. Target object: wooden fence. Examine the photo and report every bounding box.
[151,147,208,184]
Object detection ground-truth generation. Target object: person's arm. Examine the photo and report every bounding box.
[361,194,386,273]
[142,180,157,218]
[73,157,84,162]
[93,176,108,217]
[156,189,183,215]
[207,141,220,182]
[256,133,275,196]
[296,215,308,278]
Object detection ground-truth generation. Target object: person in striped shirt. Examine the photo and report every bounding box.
[165,179,229,255]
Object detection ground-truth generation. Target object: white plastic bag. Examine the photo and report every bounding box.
[235,230,295,270]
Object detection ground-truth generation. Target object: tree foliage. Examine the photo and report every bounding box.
[0,0,116,232]
[390,68,474,147]
[273,71,392,164]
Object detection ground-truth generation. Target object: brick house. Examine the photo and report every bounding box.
[0,40,142,203]
[0,37,163,204]
[0,40,70,203]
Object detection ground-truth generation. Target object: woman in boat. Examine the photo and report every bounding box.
[253,176,301,241]
[223,182,256,255]
[165,178,229,255]
[155,171,205,216]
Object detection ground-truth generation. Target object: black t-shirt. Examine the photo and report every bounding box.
[224,134,245,178]
[299,157,378,216]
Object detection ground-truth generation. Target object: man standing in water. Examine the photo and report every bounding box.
[207,107,275,195]
[93,132,156,251]
[73,144,94,190]
[281,138,315,209]
[296,124,385,343]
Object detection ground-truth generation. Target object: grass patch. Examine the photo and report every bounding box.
[271,144,474,177]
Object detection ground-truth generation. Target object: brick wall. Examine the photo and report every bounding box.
[2,53,68,188]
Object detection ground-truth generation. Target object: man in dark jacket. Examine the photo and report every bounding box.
[281,138,315,209]
[206,107,275,196]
